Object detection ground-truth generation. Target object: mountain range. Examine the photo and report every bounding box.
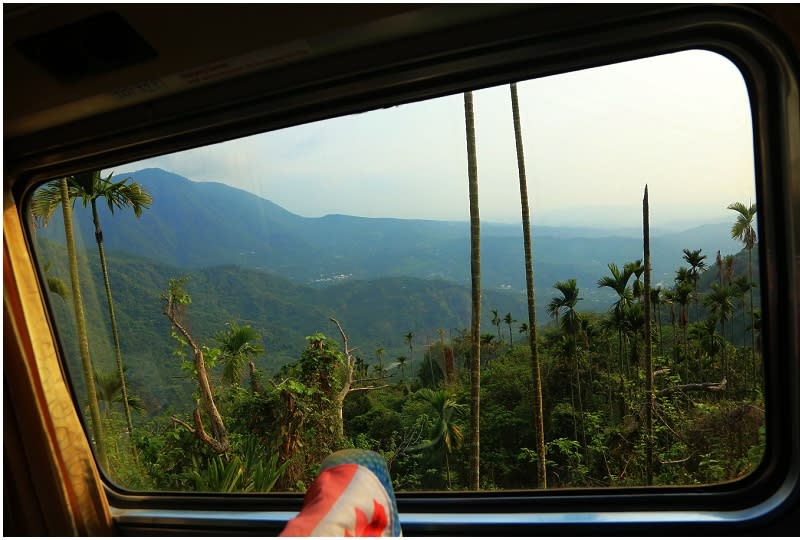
[33,167,750,411]
[38,167,743,298]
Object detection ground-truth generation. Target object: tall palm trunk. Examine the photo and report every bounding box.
[511,83,547,488]
[464,90,481,491]
[656,303,664,358]
[720,317,727,382]
[61,179,107,468]
[643,186,654,486]
[409,344,414,381]
[741,296,748,390]
[90,200,135,438]
[573,347,588,466]
[426,337,436,386]
[748,247,756,389]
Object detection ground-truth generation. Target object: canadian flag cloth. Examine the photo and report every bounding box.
[280,449,402,537]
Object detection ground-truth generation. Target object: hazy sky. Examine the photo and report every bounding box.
[117,49,756,229]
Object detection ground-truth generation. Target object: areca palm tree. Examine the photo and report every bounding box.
[375,346,385,366]
[30,178,107,467]
[404,331,415,380]
[662,289,678,364]
[689,317,721,381]
[623,301,646,376]
[598,262,634,377]
[650,286,664,357]
[728,201,758,384]
[511,82,546,488]
[714,250,723,287]
[671,278,694,382]
[503,312,517,346]
[626,259,644,300]
[214,321,264,385]
[72,170,152,437]
[480,333,495,360]
[703,283,734,382]
[548,279,582,339]
[675,266,692,287]
[682,248,707,320]
[723,254,736,285]
[731,275,752,388]
[418,388,466,489]
[94,368,145,420]
[373,361,387,379]
[548,278,587,462]
[673,281,693,363]
[464,90,482,491]
[397,355,407,381]
[491,309,501,342]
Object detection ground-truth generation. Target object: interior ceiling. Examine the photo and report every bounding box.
[3,4,525,139]
[4,5,799,141]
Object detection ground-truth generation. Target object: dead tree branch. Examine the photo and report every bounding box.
[163,285,230,454]
[330,316,388,440]
[656,378,727,398]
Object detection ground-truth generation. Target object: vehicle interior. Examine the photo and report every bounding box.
[5,3,800,536]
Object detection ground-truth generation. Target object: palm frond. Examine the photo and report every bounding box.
[214,322,264,385]
[29,181,65,227]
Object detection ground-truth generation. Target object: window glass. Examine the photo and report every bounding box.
[29,49,762,492]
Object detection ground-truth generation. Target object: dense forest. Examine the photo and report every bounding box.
[31,169,763,493]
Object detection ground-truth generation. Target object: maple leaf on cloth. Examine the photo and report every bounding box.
[280,449,401,536]
[345,500,388,537]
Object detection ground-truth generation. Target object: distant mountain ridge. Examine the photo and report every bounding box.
[33,169,752,411]
[38,167,745,299]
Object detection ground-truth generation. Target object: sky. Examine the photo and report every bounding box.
[116,49,756,230]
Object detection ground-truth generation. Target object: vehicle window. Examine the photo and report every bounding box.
[28,48,762,493]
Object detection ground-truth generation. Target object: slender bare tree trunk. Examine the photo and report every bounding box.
[643,185,654,486]
[464,91,481,491]
[164,296,229,454]
[91,200,135,439]
[748,247,757,389]
[61,179,107,468]
[511,83,547,488]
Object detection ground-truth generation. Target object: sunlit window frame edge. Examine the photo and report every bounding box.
[8,4,800,535]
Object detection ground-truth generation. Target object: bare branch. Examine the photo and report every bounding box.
[171,415,195,433]
[349,384,390,393]
[329,316,388,440]
[163,285,230,454]
[270,377,289,388]
[659,454,694,465]
[656,378,727,398]
[330,317,350,354]
[191,409,228,453]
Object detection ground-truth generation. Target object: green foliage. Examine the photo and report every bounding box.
[188,436,289,493]
[33,181,766,493]
[214,321,264,385]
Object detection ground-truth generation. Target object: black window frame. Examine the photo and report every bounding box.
[8,4,799,535]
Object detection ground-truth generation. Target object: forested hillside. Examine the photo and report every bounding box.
[37,239,531,412]
[30,169,763,494]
